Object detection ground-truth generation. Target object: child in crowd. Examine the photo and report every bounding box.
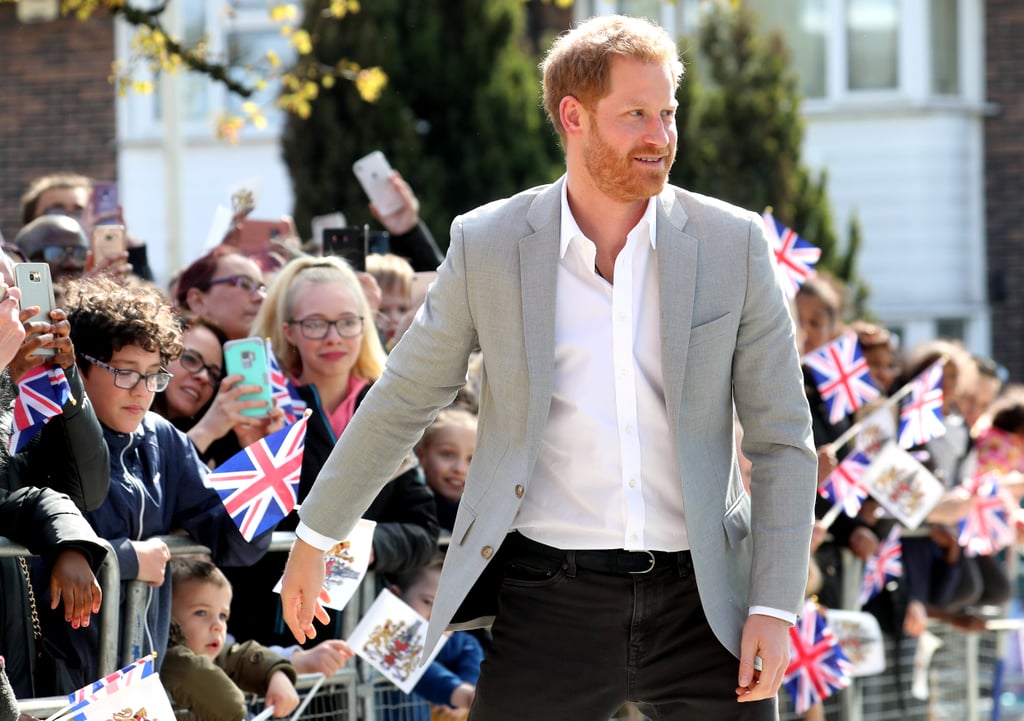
[163,558,301,720]
[381,554,482,721]
[52,278,272,685]
[366,253,414,350]
[415,408,477,533]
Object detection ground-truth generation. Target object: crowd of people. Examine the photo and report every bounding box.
[0,12,1020,721]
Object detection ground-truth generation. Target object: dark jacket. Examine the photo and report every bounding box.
[0,366,109,698]
[51,412,271,686]
[224,382,439,647]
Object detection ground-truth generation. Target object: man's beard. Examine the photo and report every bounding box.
[582,121,676,203]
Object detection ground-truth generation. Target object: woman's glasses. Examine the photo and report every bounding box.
[79,353,172,392]
[287,315,364,340]
[206,274,266,295]
[179,349,224,385]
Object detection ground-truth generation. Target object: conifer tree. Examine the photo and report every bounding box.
[282,0,562,246]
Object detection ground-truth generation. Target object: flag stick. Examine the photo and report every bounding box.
[289,673,327,721]
[819,499,846,531]
[250,705,277,721]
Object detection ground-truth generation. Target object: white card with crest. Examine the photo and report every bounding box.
[860,441,945,529]
[855,404,897,459]
[274,518,376,611]
[347,588,447,693]
[824,608,886,677]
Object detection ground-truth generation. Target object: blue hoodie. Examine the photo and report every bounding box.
[68,412,271,680]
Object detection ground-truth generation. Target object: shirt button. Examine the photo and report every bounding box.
[514,484,525,498]
[481,546,494,560]
[628,479,637,489]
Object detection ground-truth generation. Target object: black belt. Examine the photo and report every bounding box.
[506,531,690,575]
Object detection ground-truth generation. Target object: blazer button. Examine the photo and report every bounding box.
[480,546,494,560]
[514,484,525,498]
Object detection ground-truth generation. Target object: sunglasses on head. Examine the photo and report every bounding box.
[31,245,88,267]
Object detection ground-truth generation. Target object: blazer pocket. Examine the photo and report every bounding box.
[722,493,751,549]
[450,504,478,546]
[688,312,734,349]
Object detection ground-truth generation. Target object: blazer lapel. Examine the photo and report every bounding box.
[656,188,698,426]
[519,180,562,458]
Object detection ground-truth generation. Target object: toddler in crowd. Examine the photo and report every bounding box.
[163,558,300,720]
[382,554,482,721]
[415,407,478,533]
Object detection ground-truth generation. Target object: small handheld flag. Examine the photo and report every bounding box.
[783,600,852,714]
[958,475,1014,557]
[265,339,297,424]
[820,450,872,517]
[206,412,309,541]
[10,365,71,452]
[762,211,822,299]
[804,333,880,425]
[898,360,945,449]
[859,525,903,607]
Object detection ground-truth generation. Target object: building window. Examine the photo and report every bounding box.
[930,0,959,94]
[845,0,899,90]
[748,0,827,98]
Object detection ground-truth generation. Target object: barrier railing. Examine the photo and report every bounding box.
[6,532,1016,720]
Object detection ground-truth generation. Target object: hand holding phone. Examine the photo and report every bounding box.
[14,262,56,358]
[223,337,274,418]
[353,151,405,217]
[90,225,127,267]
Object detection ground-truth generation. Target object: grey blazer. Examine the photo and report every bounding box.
[300,177,817,657]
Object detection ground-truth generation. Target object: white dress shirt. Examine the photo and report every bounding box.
[512,184,687,552]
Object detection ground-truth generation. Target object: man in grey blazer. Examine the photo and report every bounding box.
[282,14,816,720]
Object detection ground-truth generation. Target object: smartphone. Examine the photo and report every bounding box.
[90,225,127,266]
[223,337,273,418]
[323,226,369,272]
[14,262,56,357]
[90,180,119,225]
[352,151,404,217]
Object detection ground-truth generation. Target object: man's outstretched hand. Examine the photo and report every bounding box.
[280,537,331,643]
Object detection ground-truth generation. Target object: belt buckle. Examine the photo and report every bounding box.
[629,550,656,574]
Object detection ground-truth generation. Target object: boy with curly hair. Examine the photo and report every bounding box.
[51,278,272,684]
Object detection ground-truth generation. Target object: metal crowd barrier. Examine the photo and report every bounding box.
[7,532,1015,720]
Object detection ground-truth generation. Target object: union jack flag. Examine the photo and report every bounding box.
[820,450,872,517]
[804,333,880,425]
[762,211,822,299]
[898,360,946,449]
[266,339,297,424]
[206,412,309,541]
[783,600,852,715]
[9,365,71,452]
[67,653,155,710]
[958,475,1014,557]
[859,525,903,607]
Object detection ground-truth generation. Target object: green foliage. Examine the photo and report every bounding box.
[282,0,563,247]
[672,2,867,312]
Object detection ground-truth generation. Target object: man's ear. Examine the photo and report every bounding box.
[559,95,586,137]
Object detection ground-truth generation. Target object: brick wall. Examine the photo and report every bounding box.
[985,0,1024,382]
[0,4,116,242]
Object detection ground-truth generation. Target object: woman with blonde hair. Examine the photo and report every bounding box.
[225,255,439,669]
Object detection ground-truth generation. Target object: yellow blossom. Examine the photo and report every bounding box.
[269,4,298,22]
[354,67,387,103]
[266,49,281,68]
[291,29,312,55]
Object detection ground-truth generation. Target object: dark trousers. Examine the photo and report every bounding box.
[468,533,777,721]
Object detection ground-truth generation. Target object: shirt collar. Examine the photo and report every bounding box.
[558,179,659,259]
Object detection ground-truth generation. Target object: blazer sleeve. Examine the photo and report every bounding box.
[299,217,479,543]
[731,214,817,615]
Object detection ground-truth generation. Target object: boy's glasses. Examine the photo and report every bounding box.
[179,349,223,384]
[287,315,364,339]
[79,353,173,392]
[206,274,266,295]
